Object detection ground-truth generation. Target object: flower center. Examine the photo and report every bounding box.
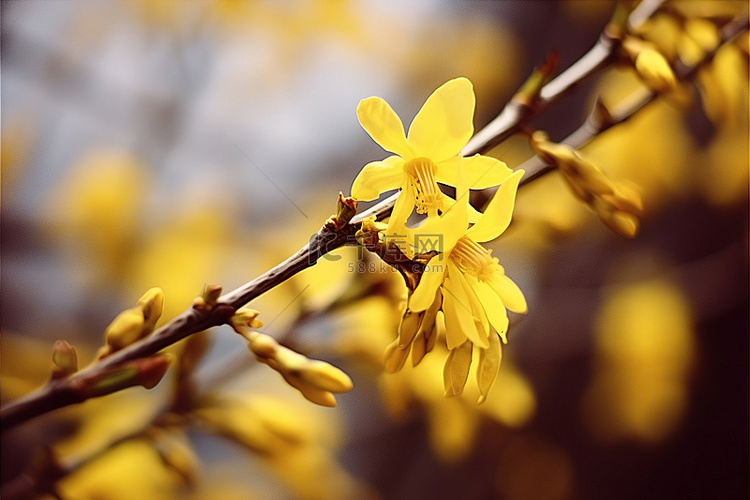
[403,157,443,217]
[450,236,497,281]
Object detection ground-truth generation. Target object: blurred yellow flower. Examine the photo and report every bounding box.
[46,149,148,281]
[530,130,644,238]
[351,77,513,229]
[582,276,696,443]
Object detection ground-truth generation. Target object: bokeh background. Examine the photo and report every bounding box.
[2,1,748,499]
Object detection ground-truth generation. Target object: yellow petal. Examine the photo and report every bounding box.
[444,342,473,397]
[487,270,527,314]
[444,263,487,348]
[412,302,441,367]
[443,340,473,396]
[475,281,510,342]
[383,340,409,374]
[357,96,414,159]
[476,332,502,404]
[398,308,423,348]
[465,170,523,243]
[439,191,482,223]
[436,154,514,190]
[384,182,416,254]
[409,168,469,255]
[298,385,338,407]
[411,330,428,367]
[463,274,490,348]
[407,77,475,162]
[410,254,446,312]
[442,272,472,350]
[350,155,405,201]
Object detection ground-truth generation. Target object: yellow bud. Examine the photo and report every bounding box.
[51,340,78,377]
[355,216,382,246]
[530,131,614,199]
[201,284,222,307]
[685,18,720,52]
[230,306,263,331]
[634,49,677,93]
[136,287,164,333]
[602,183,643,217]
[297,384,337,407]
[248,333,279,359]
[104,307,145,352]
[596,199,640,239]
[301,361,353,393]
[562,156,616,197]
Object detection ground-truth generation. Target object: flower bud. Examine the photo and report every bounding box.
[230,306,263,332]
[201,284,223,308]
[355,216,383,247]
[296,384,338,408]
[136,287,164,333]
[51,340,78,378]
[104,307,145,352]
[634,49,677,93]
[334,191,357,226]
[248,333,279,359]
[243,332,353,406]
[300,360,353,393]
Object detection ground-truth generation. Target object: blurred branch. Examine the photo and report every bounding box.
[463,0,666,155]
[520,14,750,184]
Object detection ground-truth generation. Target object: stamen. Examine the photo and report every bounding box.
[403,157,444,216]
[450,236,497,281]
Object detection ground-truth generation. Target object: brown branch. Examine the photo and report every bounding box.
[462,0,666,155]
[519,14,750,185]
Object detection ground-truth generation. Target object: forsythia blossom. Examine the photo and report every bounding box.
[351,77,513,242]
[352,77,528,403]
[396,171,527,402]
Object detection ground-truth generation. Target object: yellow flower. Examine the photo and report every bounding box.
[351,77,513,231]
[391,170,527,401]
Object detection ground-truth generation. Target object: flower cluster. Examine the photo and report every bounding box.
[351,78,526,402]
